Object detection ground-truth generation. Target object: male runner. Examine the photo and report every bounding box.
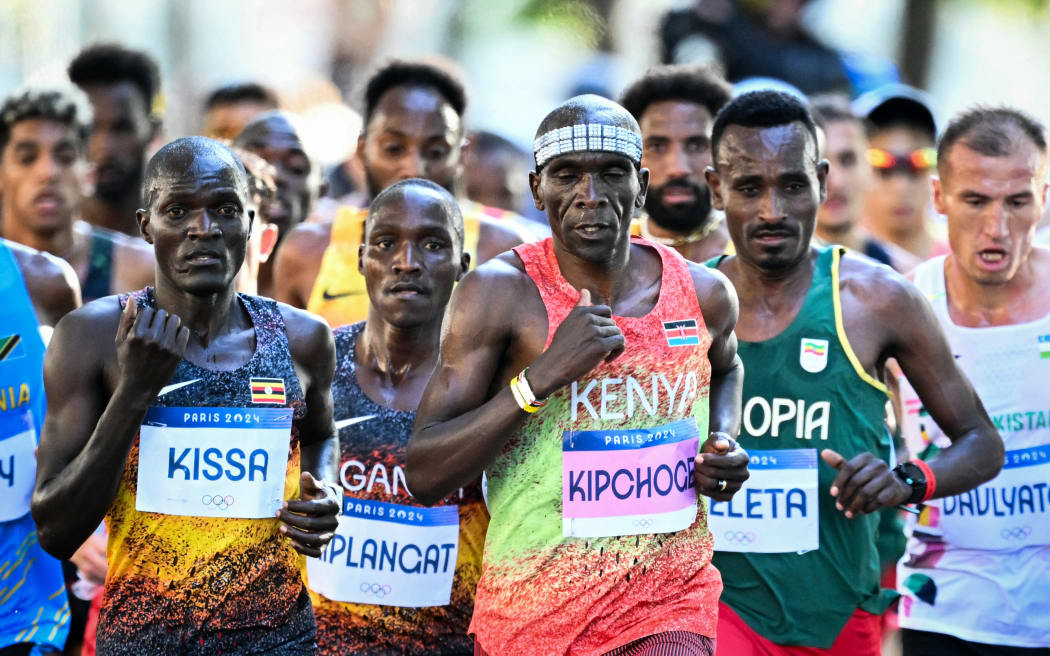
[702,90,1004,656]
[233,110,325,298]
[0,240,79,655]
[620,64,732,262]
[0,88,154,302]
[897,108,1050,654]
[463,130,530,213]
[68,44,161,237]
[306,179,486,655]
[407,95,749,655]
[273,60,529,327]
[232,148,281,296]
[809,95,894,268]
[201,82,279,142]
[855,85,948,268]
[31,137,340,655]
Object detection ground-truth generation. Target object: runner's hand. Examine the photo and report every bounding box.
[821,449,910,518]
[696,432,749,501]
[115,299,190,400]
[277,471,339,558]
[527,289,625,398]
[71,531,108,585]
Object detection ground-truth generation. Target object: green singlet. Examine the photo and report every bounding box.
[706,246,898,648]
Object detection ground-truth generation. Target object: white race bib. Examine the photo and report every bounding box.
[0,410,36,522]
[709,448,819,553]
[935,445,1050,550]
[136,406,292,518]
[307,498,459,608]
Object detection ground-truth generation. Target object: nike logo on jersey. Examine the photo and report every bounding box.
[322,288,362,301]
[158,378,202,397]
[335,414,377,430]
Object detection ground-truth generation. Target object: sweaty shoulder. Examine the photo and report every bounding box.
[687,259,738,340]
[451,250,537,329]
[6,240,81,326]
[275,300,332,355]
[50,296,124,363]
[838,250,926,335]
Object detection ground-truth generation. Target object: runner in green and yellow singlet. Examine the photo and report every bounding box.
[703,91,1004,656]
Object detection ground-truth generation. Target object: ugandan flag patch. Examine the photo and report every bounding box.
[0,334,25,361]
[250,377,286,405]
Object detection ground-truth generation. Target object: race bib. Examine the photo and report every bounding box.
[307,498,459,608]
[935,445,1050,550]
[0,410,36,522]
[136,406,292,518]
[562,419,699,538]
[709,449,818,553]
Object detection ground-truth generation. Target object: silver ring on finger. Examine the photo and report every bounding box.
[717,479,727,492]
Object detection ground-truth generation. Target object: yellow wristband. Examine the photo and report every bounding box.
[510,377,540,414]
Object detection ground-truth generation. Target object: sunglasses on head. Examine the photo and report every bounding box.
[867,147,936,176]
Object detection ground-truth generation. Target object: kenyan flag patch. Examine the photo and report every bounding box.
[662,319,700,347]
[1039,335,1050,360]
[250,377,286,405]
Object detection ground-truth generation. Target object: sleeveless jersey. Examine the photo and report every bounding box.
[306,201,490,328]
[897,255,1050,648]
[98,288,313,655]
[0,241,70,651]
[471,236,721,655]
[308,322,487,655]
[707,246,896,648]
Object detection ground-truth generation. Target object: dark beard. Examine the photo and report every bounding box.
[644,180,712,234]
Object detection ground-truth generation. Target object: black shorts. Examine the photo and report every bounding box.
[902,629,1050,656]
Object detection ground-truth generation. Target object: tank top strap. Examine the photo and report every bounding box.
[238,293,290,354]
[636,236,704,325]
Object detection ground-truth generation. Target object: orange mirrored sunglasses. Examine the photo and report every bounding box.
[867,147,937,175]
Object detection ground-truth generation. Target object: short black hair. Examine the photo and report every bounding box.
[866,98,935,142]
[619,65,731,123]
[366,178,464,247]
[469,130,524,157]
[204,83,279,112]
[938,106,1047,174]
[363,60,467,126]
[810,94,865,129]
[0,87,89,154]
[142,137,247,208]
[711,90,819,165]
[68,43,160,110]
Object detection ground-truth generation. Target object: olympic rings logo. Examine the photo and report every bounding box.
[202,494,235,511]
[723,531,756,544]
[633,519,654,528]
[359,582,392,597]
[1000,526,1032,540]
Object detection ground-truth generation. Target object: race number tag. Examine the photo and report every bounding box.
[709,449,818,553]
[0,410,36,522]
[936,445,1050,550]
[308,498,459,608]
[562,419,699,538]
[136,406,292,518]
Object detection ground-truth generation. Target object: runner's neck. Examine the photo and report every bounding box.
[549,232,639,308]
[943,249,1050,327]
[358,316,440,388]
[153,282,243,347]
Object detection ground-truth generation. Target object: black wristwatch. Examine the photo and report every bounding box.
[893,461,928,505]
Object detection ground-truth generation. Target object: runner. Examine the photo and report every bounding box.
[30,136,341,655]
[620,64,733,262]
[809,95,895,268]
[0,87,154,302]
[463,130,530,213]
[702,90,1004,656]
[897,107,1050,654]
[0,239,79,656]
[201,82,279,141]
[854,84,948,269]
[232,148,281,297]
[306,178,486,655]
[68,44,161,237]
[273,60,529,326]
[407,94,748,655]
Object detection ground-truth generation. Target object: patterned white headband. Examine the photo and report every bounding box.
[533,123,643,169]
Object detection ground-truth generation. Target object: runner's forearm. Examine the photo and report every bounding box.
[922,422,1003,499]
[408,387,527,506]
[708,355,743,438]
[33,383,154,559]
[301,433,339,484]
